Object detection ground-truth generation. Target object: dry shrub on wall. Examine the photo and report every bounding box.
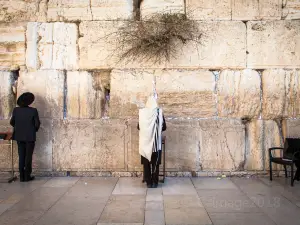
[112,13,203,64]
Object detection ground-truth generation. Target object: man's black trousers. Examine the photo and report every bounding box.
[17,141,35,179]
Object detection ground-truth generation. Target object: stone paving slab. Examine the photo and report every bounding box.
[35,195,108,225]
[162,178,198,195]
[0,177,299,225]
[197,189,260,213]
[112,178,147,195]
[99,195,145,223]
[209,212,277,225]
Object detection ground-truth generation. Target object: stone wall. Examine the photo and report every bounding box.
[0,0,300,175]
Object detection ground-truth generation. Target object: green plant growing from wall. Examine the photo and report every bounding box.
[112,13,203,64]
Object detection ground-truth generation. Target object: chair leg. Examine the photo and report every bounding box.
[269,160,273,181]
[291,164,294,187]
[284,165,288,178]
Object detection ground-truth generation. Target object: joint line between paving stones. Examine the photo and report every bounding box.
[96,177,120,224]
[32,178,81,225]
[229,177,280,225]
[190,178,214,225]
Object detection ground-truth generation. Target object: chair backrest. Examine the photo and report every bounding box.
[283,138,300,159]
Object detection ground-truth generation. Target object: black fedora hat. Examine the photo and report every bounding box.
[17,92,35,107]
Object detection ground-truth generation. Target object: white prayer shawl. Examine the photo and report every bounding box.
[139,98,163,162]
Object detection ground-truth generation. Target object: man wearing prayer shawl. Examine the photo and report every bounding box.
[137,96,166,188]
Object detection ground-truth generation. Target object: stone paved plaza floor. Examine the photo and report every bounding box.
[0,176,300,225]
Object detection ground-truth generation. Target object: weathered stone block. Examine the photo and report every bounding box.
[156,69,216,117]
[262,69,300,119]
[109,69,154,118]
[26,22,78,70]
[140,0,184,19]
[283,0,300,19]
[199,119,245,171]
[79,21,165,69]
[127,119,142,171]
[0,71,15,119]
[79,21,246,69]
[217,70,261,119]
[168,21,246,69]
[0,23,25,70]
[284,119,300,138]
[263,120,283,170]
[164,120,201,171]
[47,0,92,21]
[67,71,106,119]
[0,120,18,170]
[91,0,134,20]
[52,119,128,171]
[247,21,300,69]
[48,0,133,21]
[186,0,231,20]
[17,70,64,119]
[33,119,53,171]
[0,0,47,22]
[245,120,264,170]
[110,69,216,118]
[232,0,282,20]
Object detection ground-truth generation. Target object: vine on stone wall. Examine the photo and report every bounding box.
[113,13,203,64]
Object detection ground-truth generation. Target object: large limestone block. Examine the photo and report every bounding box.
[26,22,78,70]
[110,69,216,118]
[79,21,246,69]
[283,0,300,20]
[168,21,246,69]
[0,71,15,119]
[217,70,261,119]
[164,120,201,171]
[91,0,134,20]
[67,71,107,119]
[284,119,300,138]
[33,119,53,171]
[128,119,201,172]
[186,0,231,20]
[245,120,264,170]
[232,0,282,20]
[0,119,52,171]
[17,70,65,119]
[0,120,17,170]
[156,69,216,117]
[52,119,128,171]
[263,120,283,170]
[110,69,153,118]
[47,0,92,21]
[127,119,141,171]
[247,21,300,69]
[0,0,47,22]
[262,69,300,119]
[79,21,166,69]
[140,0,184,19]
[0,23,25,70]
[48,0,133,21]
[199,119,245,171]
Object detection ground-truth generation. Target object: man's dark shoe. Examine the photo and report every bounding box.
[147,183,153,188]
[19,172,25,182]
[153,183,158,188]
[25,176,35,182]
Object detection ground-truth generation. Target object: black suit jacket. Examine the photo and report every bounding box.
[10,107,41,142]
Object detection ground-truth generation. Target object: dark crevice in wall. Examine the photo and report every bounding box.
[63,70,67,119]
[133,0,143,20]
[11,69,20,107]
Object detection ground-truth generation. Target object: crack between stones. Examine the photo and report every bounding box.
[89,0,93,20]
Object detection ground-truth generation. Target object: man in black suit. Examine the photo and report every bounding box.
[10,92,40,182]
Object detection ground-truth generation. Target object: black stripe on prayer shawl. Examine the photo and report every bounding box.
[153,113,160,153]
